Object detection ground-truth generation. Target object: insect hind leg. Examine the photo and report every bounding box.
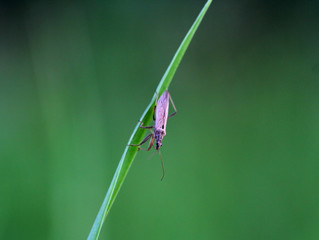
[138,121,154,129]
[153,91,159,121]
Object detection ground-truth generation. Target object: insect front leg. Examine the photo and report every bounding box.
[138,135,155,151]
[129,133,153,148]
[168,93,178,119]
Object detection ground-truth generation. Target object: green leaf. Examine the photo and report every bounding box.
[87,1,213,239]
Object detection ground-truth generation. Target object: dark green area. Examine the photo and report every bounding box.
[1,1,319,239]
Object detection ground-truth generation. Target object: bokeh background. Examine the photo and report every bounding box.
[1,0,319,239]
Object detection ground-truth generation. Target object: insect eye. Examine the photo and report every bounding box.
[162,125,164,129]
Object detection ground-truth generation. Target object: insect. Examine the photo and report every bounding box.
[129,90,177,180]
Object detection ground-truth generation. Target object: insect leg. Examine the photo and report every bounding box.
[129,133,152,147]
[153,92,159,121]
[168,93,178,119]
[138,135,155,151]
[138,121,154,129]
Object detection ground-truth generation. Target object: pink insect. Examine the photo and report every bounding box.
[129,90,177,180]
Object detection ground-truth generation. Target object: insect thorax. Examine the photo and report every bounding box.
[155,129,166,138]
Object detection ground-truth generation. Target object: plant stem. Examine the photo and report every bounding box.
[87,1,212,239]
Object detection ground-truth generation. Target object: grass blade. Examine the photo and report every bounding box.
[87,1,212,239]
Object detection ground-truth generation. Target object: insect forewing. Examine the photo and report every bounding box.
[155,90,170,132]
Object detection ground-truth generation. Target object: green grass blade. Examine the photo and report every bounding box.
[87,1,212,239]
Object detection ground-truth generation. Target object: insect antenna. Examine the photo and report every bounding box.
[158,150,165,181]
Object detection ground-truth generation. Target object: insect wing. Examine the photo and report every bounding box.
[155,90,170,131]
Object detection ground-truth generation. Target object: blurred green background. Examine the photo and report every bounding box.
[1,0,319,239]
